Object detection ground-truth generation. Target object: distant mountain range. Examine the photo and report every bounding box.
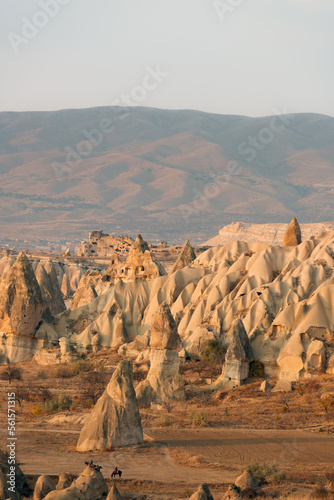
[0,106,333,244]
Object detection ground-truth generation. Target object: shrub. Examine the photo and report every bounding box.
[31,403,44,416]
[80,371,107,406]
[45,394,72,414]
[188,410,207,427]
[1,366,23,384]
[36,370,46,379]
[202,340,226,364]
[156,414,172,427]
[242,460,285,485]
[55,366,73,379]
[248,360,265,378]
[71,360,94,376]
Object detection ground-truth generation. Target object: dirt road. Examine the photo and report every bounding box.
[2,427,333,484]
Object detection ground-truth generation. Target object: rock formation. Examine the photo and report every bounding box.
[4,230,334,383]
[71,466,108,500]
[169,240,196,274]
[235,470,259,489]
[0,448,30,500]
[106,484,122,500]
[0,252,45,336]
[33,475,56,500]
[78,231,133,258]
[35,262,66,315]
[102,234,166,284]
[216,319,253,388]
[189,483,214,500]
[136,302,185,407]
[56,474,71,491]
[77,360,143,451]
[283,217,302,247]
[70,272,99,310]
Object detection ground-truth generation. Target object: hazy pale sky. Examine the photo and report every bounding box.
[0,0,333,117]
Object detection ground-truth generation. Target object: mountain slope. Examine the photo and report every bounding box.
[0,107,333,243]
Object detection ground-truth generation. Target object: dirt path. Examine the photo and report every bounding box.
[2,427,334,484]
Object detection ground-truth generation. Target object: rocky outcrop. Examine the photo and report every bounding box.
[71,466,108,500]
[216,319,253,388]
[35,262,66,315]
[235,471,259,489]
[0,253,45,336]
[33,475,56,500]
[283,217,302,247]
[78,231,133,258]
[169,240,196,274]
[77,360,143,451]
[136,303,185,407]
[70,272,99,310]
[0,448,30,500]
[56,474,71,491]
[189,483,214,500]
[106,484,122,500]
[102,234,166,284]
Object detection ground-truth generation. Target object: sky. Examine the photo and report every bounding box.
[0,0,333,117]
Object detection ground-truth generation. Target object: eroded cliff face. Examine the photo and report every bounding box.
[0,252,45,336]
[2,231,334,385]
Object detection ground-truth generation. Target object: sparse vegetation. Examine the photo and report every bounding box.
[242,460,286,485]
[71,360,94,376]
[1,365,23,384]
[248,360,265,378]
[188,410,207,427]
[202,339,226,364]
[156,414,172,427]
[45,394,72,414]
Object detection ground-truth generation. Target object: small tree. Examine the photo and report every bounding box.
[1,366,22,384]
[13,384,29,407]
[38,387,53,405]
[80,371,107,406]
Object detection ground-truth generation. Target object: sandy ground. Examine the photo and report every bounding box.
[2,426,333,486]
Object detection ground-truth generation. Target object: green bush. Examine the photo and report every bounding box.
[248,360,265,379]
[202,340,225,364]
[45,394,72,414]
[71,360,94,376]
[242,460,285,485]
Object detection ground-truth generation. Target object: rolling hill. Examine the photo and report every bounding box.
[0,106,333,244]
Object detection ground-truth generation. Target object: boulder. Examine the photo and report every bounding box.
[235,470,259,489]
[260,380,273,392]
[272,379,292,392]
[277,333,305,381]
[106,484,122,500]
[44,487,84,500]
[33,475,56,500]
[72,466,108,500]
[77,360,143,451]
[56,474,71,491]
[169,240,196,274]
[0,253,45,336]
[283,217,302,247]
[102,234,166,284]
[189,483,214,500]
[222,485,241,499]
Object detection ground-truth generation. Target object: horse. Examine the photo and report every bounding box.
[111,469,122,479]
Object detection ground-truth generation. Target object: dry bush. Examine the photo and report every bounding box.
[155,414,172,427]
[242,460,285,485]
[188,410,207,427]
[1,366,23,384]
